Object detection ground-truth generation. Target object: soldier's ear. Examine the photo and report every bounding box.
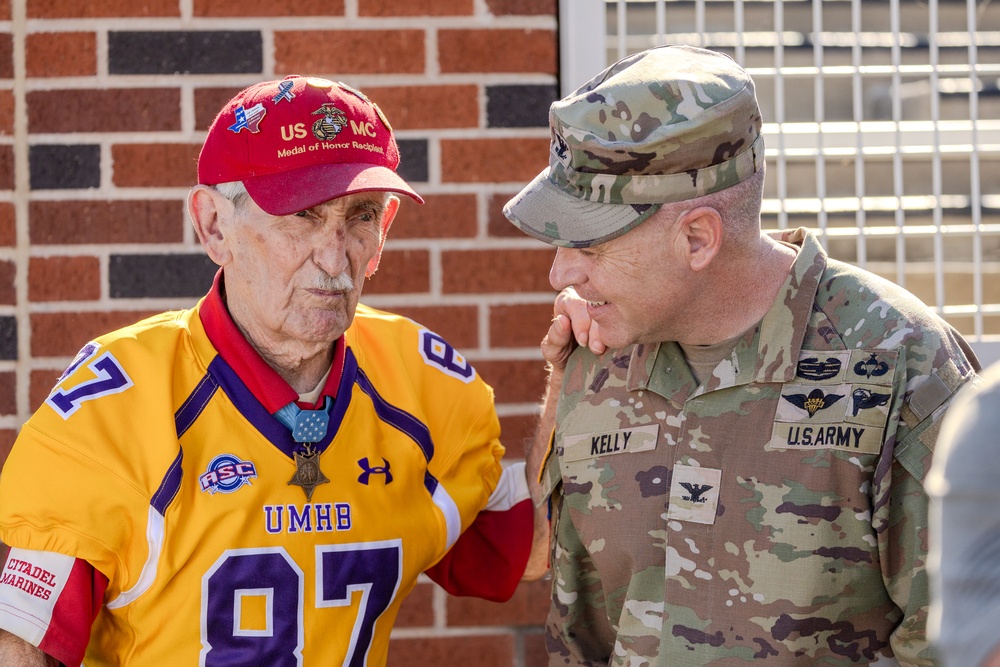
[189,185,234,267]
[676,206,722,272]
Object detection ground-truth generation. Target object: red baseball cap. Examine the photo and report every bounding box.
[198,75,423,215]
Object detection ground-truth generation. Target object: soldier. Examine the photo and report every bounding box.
[505,45,981,665]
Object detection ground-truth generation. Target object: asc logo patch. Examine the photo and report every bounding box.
[199,454,258,494]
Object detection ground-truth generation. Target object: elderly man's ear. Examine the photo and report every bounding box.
[188,185,233,267]
[676,206,723,272]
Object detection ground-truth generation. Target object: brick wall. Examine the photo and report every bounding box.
[0,0,559,664]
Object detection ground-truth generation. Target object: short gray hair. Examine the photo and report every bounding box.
[213,181,250,210]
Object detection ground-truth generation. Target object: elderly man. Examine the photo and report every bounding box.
[0,76,542,665]
[506,45,980,666]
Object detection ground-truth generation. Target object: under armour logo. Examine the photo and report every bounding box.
[679,482,713,503]
[357,457,393,485]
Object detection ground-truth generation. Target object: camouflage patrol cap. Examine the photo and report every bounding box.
[503,44,764,248]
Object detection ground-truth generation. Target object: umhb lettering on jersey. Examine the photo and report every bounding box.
[0,280,529,666]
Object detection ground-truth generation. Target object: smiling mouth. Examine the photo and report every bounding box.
[587,300,608,307]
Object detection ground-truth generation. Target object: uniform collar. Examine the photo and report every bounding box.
[198,270,345,413]
[627,227,827,401]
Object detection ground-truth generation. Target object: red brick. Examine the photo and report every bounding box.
[27,32,96,78]
[31,310,159,358]
[0,371,14,416]
[29,256,101,302]
[30,368,62,412]
[442,138,549,184]
[112,143,201,188]
[391,195,477,240]
[275,30,425,75]
[0,145,13,190]
[499,413,538,459]
[194,0,343,15]
[387,635,514,667]
[195,86,244,132]
[27,0,178,17]
[359,0,472,16]
[30,200,184,245]
[0,430,16,472]
[491,303,553,348]
[0,0,9,20]
[366,85,477,131]
[0,89,12,135]
[487,0,555,15]
[476,358,548,405]
[364,249,430,295]
[441,248,554,293]
[0,34,11,79]
[28,88,180,133]
[0,259,13,305]
[448,576,550,626]
[0,203,14,246]
[488,192,528,238]
[378,304,478,350]
[393,581,435,627]
[439,29,556,74]
[524,630,549,666]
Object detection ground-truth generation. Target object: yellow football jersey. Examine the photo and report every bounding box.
[0,291,505,665]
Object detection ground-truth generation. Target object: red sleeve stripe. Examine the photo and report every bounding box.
[38,557,108,667]
[0,547,105,665]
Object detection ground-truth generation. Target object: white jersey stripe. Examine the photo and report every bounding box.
[107,507,165,609]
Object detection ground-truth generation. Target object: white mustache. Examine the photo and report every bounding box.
[315,272,354,292]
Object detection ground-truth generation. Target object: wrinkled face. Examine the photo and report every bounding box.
[549,213,693,349]
[219,192,391,348]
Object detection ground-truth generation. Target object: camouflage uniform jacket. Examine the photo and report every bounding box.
[540,227,979,666]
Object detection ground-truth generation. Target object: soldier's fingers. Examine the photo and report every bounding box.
[555,288,591,348]
[541,314,575,367]
[588,320,606,355]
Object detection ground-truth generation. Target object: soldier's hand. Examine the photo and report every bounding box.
[542,288,606,372]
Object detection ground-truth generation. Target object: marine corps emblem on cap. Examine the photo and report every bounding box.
[503,44,764,248]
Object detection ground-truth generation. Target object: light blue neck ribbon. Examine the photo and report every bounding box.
[273,396,333,443]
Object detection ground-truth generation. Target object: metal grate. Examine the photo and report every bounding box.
[559,0,1000,359]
